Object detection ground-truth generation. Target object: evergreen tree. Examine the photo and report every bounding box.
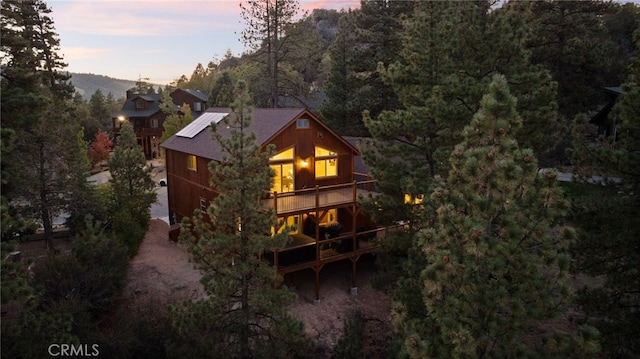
[168,80,309,358]
[1,0,84,248]
[320,1,413,136]
[525,0,625,120]
[88,89,112,134]
[396,75,596,358]
[210,71,235,107]
[361,1,561,320]
[320,12,360,134]
[108,121,156,255]
[161,103,195,143]
[240,0,305,107]
[570,28,640,357]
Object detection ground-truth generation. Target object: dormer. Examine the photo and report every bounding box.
[130,95,155,111]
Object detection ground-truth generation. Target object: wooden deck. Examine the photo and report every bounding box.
[262,180,377,215]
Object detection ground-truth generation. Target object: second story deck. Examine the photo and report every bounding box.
[262,179,377,216]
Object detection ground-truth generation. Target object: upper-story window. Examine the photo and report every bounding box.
[136,99,145,109]
[193,102,202,112]
[187,155,197,171]
[296,118,309,129]
[315,146,338,178]
[269,147,294,193]
[150,119,158,128]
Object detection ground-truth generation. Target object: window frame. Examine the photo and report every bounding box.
[187,154,197,171]
[296,118,310,129]
[314,146,338,179]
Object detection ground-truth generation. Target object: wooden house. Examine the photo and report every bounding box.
[112,89,209,158]
[590,86,623,138]
[161,108,394,301]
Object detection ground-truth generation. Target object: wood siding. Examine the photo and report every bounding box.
[268,114,354,190]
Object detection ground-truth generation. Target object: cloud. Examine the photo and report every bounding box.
[51,1,239,37]
[301,0,360,11]
[61,46,114,60]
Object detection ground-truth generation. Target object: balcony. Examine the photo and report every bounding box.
[262,180,378,215]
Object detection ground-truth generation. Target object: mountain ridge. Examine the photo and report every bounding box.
[70,73,162,100]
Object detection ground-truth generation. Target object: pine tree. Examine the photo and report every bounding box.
[1,0,83,248]
[320,1,413,136]
[210,71,235,107]
[160,102,195,143]
[361,2,561,333]
[570,29,640,357]
[240,0,305,107]
[168,80,309,358]
[108,121,156,255]
[396,75,596,358]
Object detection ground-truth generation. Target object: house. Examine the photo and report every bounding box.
[112,88,209,158]
[160,108,396,302]
[590,86,622,138]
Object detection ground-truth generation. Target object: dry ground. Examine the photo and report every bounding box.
[124,220,393,355]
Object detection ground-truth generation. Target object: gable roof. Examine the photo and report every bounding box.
[113,93,162,118]
[175,88,209,102]
[161,107,359,160]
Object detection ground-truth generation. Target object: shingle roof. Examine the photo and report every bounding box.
[161,107,307,160]
[180,88,209,102]
[162,107,360,161]
[113,93,162,118]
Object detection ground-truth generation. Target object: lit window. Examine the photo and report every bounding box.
[315,146,338,178]
[269,148,295,193]
[296,118,309,129]
[187,155,197,171]
[269,147,294,161]
[404,194,424,205]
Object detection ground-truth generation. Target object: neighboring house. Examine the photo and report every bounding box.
[161,108,395,301]
[112,89,209,158]
[170,88,209,118]
[590,86,622,138]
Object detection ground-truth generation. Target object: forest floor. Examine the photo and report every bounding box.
[122,220,393,357]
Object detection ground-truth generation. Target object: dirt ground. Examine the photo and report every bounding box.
[124,219,393,355]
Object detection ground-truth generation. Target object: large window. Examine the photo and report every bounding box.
[269,148,294,193]
[315,146,338,178]
[187,155,197,171]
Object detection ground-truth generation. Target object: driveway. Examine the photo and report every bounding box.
[87,160,169,224]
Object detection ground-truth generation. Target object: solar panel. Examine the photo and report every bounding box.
[176,112,228,138]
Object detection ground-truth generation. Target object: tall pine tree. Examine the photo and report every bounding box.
[168,80,309,358]
[396,75,596,358]
[108,121,156,255]
[1,0,86,248]
[570,28,640,357]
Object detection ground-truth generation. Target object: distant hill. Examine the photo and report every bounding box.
[70,73,161,100]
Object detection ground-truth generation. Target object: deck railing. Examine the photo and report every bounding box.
[265,179,377,215]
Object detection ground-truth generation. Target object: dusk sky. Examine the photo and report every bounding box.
[48,0,360,85]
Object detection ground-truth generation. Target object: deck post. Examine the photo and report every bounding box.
[273,191,278,214]
[350,258,358,295]
[314,267,321,305]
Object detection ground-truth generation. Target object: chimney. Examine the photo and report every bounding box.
[126,90,133,99]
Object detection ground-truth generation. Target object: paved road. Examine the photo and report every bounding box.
[86,160,169,224]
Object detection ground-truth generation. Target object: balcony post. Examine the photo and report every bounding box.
[273,191,278,214]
